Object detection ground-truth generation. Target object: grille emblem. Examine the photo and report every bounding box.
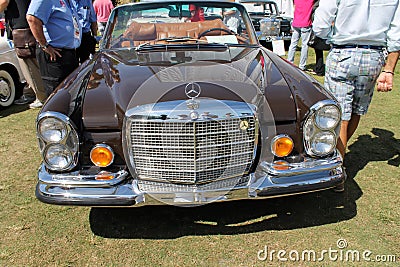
[239,120,249,131]
[189,111,199,120]
[185,82,201,99]
[186,99,199,110]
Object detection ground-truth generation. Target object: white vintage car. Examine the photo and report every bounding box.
[0,21,25,108]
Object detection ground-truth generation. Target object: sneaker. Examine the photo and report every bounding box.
[14,95,35,105]
[306,69,317,75]
[29,99,43,109]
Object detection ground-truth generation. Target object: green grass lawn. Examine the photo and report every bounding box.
[0,49,399,266]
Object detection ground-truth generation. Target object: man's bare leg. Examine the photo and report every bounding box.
[347,114,361,142]
[335,114,361,192]
[337,114,361,158]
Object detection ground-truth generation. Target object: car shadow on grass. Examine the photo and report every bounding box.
[90,185,359,239]
[89,127,398,239]
[0,104,29,118]
[90,180,362,239]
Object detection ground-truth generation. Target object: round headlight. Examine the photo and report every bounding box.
[38,117,67,143]
[311,131,336,155]
[315,105,340,130]
[44,144,73,170]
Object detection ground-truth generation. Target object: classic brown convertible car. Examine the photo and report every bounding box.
[35,0,344,206]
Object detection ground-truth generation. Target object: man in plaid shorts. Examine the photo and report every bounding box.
[313,0,400,156]
[312,0,400,191]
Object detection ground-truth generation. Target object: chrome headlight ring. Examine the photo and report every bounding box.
[303,100,341,157]
[36,111,79,171]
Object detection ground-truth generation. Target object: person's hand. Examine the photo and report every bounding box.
[376,71,394,92]
[43,45,62,61]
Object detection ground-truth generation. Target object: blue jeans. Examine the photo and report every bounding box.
[287,26,312,70]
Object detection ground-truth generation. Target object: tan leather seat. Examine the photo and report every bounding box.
[121,19,231,47]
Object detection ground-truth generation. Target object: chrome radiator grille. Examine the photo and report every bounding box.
[137,175,250,193]
[128,117,257,185]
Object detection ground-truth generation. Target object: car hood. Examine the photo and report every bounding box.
[79,46,299,130]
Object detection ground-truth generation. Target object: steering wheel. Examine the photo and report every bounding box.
[198,28,236,39]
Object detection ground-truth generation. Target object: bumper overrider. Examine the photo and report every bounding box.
[36,151,344,206]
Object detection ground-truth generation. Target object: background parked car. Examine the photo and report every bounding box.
[240,0,292,50]
[0,18,25,108]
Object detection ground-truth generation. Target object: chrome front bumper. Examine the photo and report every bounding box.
[36,152,344,206]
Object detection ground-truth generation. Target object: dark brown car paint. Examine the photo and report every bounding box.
[81,48,300,127]
[41,46,335,170]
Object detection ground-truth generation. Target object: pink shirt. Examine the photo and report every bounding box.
[292,0,314,28]
[93,0,114,23]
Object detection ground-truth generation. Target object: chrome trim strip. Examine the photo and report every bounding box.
[137,174,250,186]
[133,151,252,161]
[36,182,142,206]
[136,162,251,173]
[261,150,343,177]
[125,99,257,119]
[249,170,344,197]
[130,128,256,136]
[38,164,128,187]
[131,139,255,149]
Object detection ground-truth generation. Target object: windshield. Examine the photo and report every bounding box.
[103,1,258,49]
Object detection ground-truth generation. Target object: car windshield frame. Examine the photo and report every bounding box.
[101,1,259,50]
[241,1,279,16]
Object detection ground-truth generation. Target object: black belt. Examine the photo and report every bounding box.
[332,44,384,50]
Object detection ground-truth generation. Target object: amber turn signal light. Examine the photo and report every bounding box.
[90,144,114,167]
[272,160,290,171]
[95,171,114,181]
[271,135,294,157]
